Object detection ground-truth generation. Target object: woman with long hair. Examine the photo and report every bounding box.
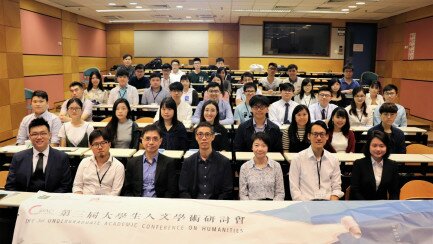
[287,104,311,152]
[365,81,384,110]
[326,107,355,153]
[180,75,199,106]
[59,98,94,147]
[84,71,108,104]
[329,78,346,107]
[294,78,317,107]
[345,86,373,126]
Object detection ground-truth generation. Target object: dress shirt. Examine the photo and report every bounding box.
[235,87,262,103]
[73,155,125,196]
[289,146,344,200]
[365,93,384,107]
[61,98,93,122]
[153,101,192,128]
[84,89,108,104]
[192,100,234,125]
[234,102,252,124]
[32,147,49,173]
[142,154,158,197]
[181,88,199,106]
[308,102,338,122]
[253,118,267,133]
[108,85,139,105]
[373,103,407,127]
[371,157,383,190]
[345,105,373,126]
[282,76,303,94]
[269,99,299,126]
[294,94,317,107]
[339,78,360,92]
[17,110,62,145]
[170,70,185,83]
[161,77,171,91]
[141,87,170,105]
[239,158,284,201]
[259,77,282,91]
[197,156,213,199]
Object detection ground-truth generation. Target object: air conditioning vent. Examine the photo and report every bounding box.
[103,16,123,20]
[152,15,172,18]
[274,6,293,10]
[149,5,169,9]
[47,0,83,7]
[197,14,215,19]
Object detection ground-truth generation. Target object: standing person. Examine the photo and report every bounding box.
[365,81,384,110]
[180,75,199,106]
[325,107,355,153]
[155,97,188,151]
[235,72,261,106]
[188,57,209,92]
[58,98,94,147]
[72,130,125,196]
[84,70,108,104]
[104,98,141,149]
[160,63,172,90]
[282,64,303,95]
[269,83,299,126]
[116,54,134,78]
[179,122,233,200]
[259,62,282,93]
[288,105,311,153]
[345,87,373,126]
[289,121,344,201]
[350,130,400,200]
[329,78,347,107]
[59,81,93,122]
[128,64,150,89]
[339,64,360,95]
[16,90,62,146]
[239,132,285,201]
[294,78,317,107]
[309,86,338,122]
[122,124,177,198]
[107,68,139,105]
[6,118,71,192]
[234,83,255,125]
[169,59,185,83]
[141,72,170,105]
[373,84,407,127]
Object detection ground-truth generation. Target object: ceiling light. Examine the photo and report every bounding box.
[97,8,164,12]
[342,9,349,12]
[176,5,183,9]
[348,6,357,9]
[295,10,349,14]
[169,19,213,23]
[109,20,153,23]
[135,6,142,9]
[108,3,116,6]
[356,2,365,5]
[233,9,291,13]
[129,2,138,5]
[185,16,192,19]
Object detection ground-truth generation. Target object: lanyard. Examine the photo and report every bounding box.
[96,163,112,187]
[244,103,250,117]
[315,151,324,189]
[119,87,127,98]
[151,88,161,102]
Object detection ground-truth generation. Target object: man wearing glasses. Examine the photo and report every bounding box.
[373,84,407,127]
[234,95,282,152]
[259,62,282,93]
[179,122,233,199]
[289,121,344,201]
[122,124,177,198]
[59,81,93,122]
[160,63,172,90]
[72,130,125,195]
[234,83,256,125]
[129,64,150,89]
[6,118,71,192]
[309,86,338,123]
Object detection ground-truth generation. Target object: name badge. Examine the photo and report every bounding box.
[185,96,190,101]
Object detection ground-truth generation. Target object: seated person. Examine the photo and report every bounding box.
[259,62,282,93]
[108,68,139,105]
[289,121,344,201]
[128,64,150,89]
[329,78,347,107]
[288,104,311,153]
[6,118,71,192]
[180,75,199,106]
[339,63,360,95]
[123,124,177,197]
[179,122,233,199]
[234,83,255,125]
[73,130,125,195]
[345,86,373,126]
[115,53,134,78]
[187,57,209,92]
[368,103,406,154]
[169,59,185,83]
[16,90,61,146]
[309,86,338,123]
[365,81,384,110]
[141,72,170,105]
[325,107,355,153]
[282,63,303,95]
[294,78,317,107]
[154,97,188,151]
[373,84,407,127]
[104,98,141,149]
[58,98,94,147]
[216,66,232,94]
[84,70,108,104]
[350,130,400,200]
[239,132,284,201]
[161,63,172,90]
[192,82,234,125]
[59,81,93,122]
[191,100,230,151]
[203,74,230,102]
[154,82,192,128]
[234,95,282,152]
[235,72,261,105]
[269,83,299,126]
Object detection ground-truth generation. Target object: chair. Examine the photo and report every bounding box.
[400,180,433,200]
[360,71,379,86]
[407,144,433,154]
[345,186,351,200]
[101,117,112,122]
[136,117,154,123]
[0,171,9,190]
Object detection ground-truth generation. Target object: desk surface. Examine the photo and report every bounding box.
[0,191,34,207]
[283,152,433,163]
[183,150,232,160]
[83,148,137,158]
[133,150,184,159]
[351,126,427,133]
[0,146,89,156]
[236,152,285,162]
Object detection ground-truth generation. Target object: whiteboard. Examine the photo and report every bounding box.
[134,31,208,57]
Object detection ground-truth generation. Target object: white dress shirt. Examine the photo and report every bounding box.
[282,76,303,94]
[345,105,373,126]
[294,94,317,107]
[32,146,50,173]
[289,146,344,200]
[16,110,62,145]
[170,70,185,83]
[108,85,139,105]
[309,102,338,122]
[161,77,171,91]
[268,99,299,126]
[153,101,193,128]
[371,157,383,190]
[259,77,282,91]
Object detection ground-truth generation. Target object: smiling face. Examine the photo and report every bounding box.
[141,130,162,155]
[303,82,312,94]
[332,114,347,131]
[29,125,51,152]
[288,68,298,80]
[212,76,222,85]
[354,90,366,107]
[318,91,332,107]
[252,138,268,159]
[91,74,101,88]
[251,104,268,121]
[308,124,328,150]
[295,109,309,128]
[331,82,341,93]
[203,103,218,124]
[31,96,48,115]
[369,137,387,161]
[207,86,221,101]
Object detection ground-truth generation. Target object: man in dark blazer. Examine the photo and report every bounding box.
[5,118,71,192]
[179,122,233,200]
[122,124,177,198]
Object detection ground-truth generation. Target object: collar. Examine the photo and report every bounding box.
[91,154,113,168]
[119,85,128,90]
[253,118,268,127]
[34,110,49,119]
[251,157,273,169]
[196,150,215,162]
[306,146,326,161]
[318,103,329,110]
[371,157,383,167]
[342,78,352,84]
[33,146,50,157]
[144,153,159,165]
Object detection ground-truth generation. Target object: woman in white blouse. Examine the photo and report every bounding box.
[365,81,384,110]
[294,78,317,107]
[325,107,355,153]
[84,71,108,104]
[345,87,373,126]
[59,98,94,147]
[180,75,199,106]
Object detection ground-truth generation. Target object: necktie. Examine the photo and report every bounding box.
[321,109,326,120]
[35,153,44,176]
[283,103,290,124]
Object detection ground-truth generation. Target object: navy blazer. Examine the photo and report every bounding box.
[234,119,282,152]
[5,147,72,193]
[367,123,406,154]
[122,153,177,198]
[350,157,400,200]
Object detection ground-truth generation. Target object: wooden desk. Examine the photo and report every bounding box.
[133,150,184,159]
[235,152,284,162]
[351,126,427,134]
[183,150,232,160]
[84,148,137,158]
[0,145,29,154]
[0,191,35,207]
[54,147,90,156]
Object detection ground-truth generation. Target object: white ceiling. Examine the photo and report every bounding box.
[36,0,433,24]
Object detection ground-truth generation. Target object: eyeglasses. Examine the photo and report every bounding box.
[29,132,49,138]
[381,112,396,118]
[384,92,396,97]
[252,105,267,110]
[91,141,109,148]
[244,90,256,94]
[281,90,293,93]
[196,132,214,138]
[208,89,220,94]
[318,94,331,98]
[143,137,160,142]
[68,107,82,112]
[355,95,366,98]
[311,132,327,138]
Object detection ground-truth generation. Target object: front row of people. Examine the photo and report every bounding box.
[5,117,400,201]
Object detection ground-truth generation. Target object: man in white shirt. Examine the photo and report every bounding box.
[235,72,262,105]
[169,59,185,83]
[289,121,344,201]
[107,68,139,105]
[141,72,170,105]
[59,81,93,122]
[282,64,303,95]
[73,130,125,196]
[154,82,193,128]
[373,84,407,127]
[259,62,282,93]
[269,83,299,126]
[17,90,62,146]
[161,63,172,90]
[309,86,338,122]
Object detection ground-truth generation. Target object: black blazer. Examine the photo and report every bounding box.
[179,151,233,200]
[350,157,400,200]
[5,147,72,193]
[122,153,177,198]
[234,119,282,152]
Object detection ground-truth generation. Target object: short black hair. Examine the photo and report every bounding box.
[243,82,257,92]
[383,84,398,94]
[194,121,214,135]
[142,124,162,138]
[122,54,132,60]
[216,57,224,63]
[135,64,145,70]
[287,64,298,70]
[241,72,254,81]
[66,97,83,109]
[89,129,111,145]
[29,117,50,132]
[116,68,130,77]
[268,62,277,68]
[169,82,183,91]
[180,75,189,81]
[364,130,391,159]
[69,81,84,89]
[251,132,270,148]
[149,72,161,80]
[318,86,332,94]
[171,59,180,65]
[193,57,201,63]
[370,81,382,90]
[280,83,294,91]
[205,82,221,92]
[379,102,398,114]
[162,63,172,70]
[308,120,328,134]
[249,95,270,107]
[343,63,354,72]
[32,90,48,101]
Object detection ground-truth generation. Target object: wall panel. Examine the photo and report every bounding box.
[23,55,63,76]
[23,75,64,107]
[239,58,343,72]
[78,24,106,57]
[400,79,433,120]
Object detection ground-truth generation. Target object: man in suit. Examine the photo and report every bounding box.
[5,118,72,192]
[122,124,177,197]
[179,122,233,200]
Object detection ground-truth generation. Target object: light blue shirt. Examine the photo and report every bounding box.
[234,102,252,124]
[142,154,158,197]
[373,103,407,127]
[192,100,234,125]
[308,102,338,122]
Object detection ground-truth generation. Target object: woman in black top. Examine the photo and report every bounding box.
[329,78,347,107]
[287,104,311,152]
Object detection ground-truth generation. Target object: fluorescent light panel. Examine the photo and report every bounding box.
[232,9,291,13]
[109,20,153,23]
